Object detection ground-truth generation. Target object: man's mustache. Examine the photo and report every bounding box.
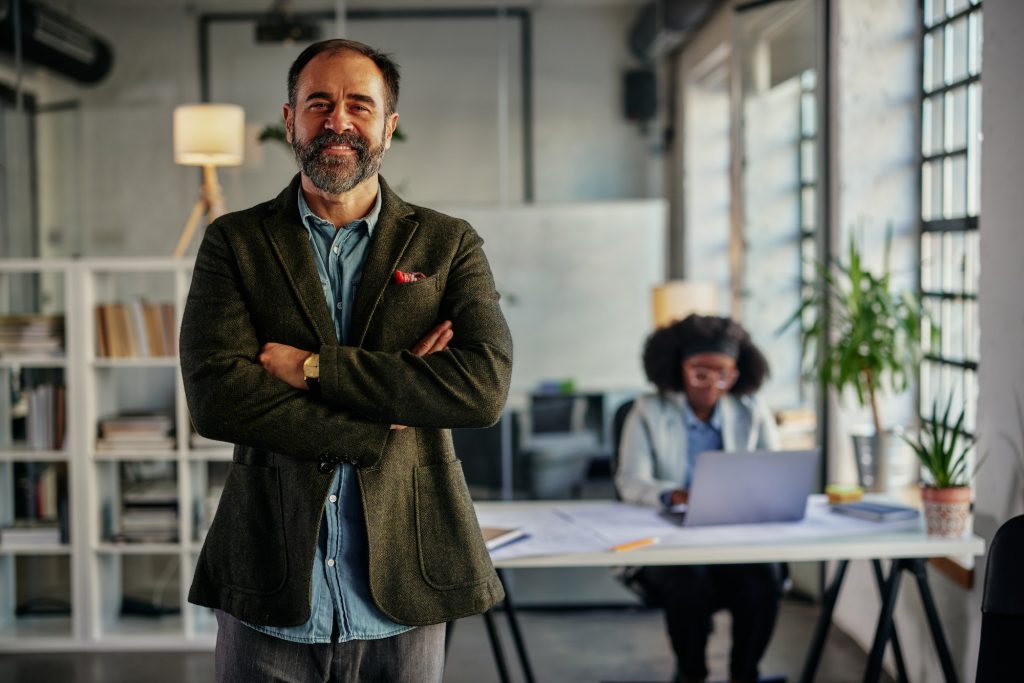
[311,131,368,155]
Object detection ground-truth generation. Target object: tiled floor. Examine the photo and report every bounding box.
[0,599,892,683]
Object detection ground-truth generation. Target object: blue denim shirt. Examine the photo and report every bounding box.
[681,400,724,489]
[245,187,412,643]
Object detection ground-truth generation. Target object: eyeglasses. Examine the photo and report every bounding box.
[684,365,739,390]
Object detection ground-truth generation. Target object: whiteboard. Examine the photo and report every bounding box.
[435,201,667,394]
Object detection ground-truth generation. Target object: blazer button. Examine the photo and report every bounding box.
[318,462,334,473]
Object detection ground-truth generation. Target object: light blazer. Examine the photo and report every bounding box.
[615,392,780,508]
[180,175,513,628]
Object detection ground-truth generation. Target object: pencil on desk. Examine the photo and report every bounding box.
[610,536,660,552]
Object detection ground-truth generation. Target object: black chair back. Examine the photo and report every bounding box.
[976,514,1024,682]
[609,399,636,499]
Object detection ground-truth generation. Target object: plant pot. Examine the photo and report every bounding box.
[920,486,971,537]
[851,428,916,493]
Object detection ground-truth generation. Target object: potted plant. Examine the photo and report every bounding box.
[904,397,980,537]
[781,229,934,491]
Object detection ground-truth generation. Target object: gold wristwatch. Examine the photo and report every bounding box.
[303,353,320,393]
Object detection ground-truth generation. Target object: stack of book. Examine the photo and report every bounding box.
[0,314,64,356]
[118,478,179,544]
[96,414,175,453]
[0,520,62,546]
[94,300,176,358]
[1,462,68,546]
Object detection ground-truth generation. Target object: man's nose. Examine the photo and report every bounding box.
[325,108,354,133]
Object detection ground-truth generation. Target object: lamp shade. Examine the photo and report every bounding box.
[651,280,720,329]
[173,104,245,166]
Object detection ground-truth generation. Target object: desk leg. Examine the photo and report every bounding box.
[864,559,904,683]
[497,569,537,683]
[872,560,909,683]
[909,559,959,683]
[799,559,848,683]
[482,609,513,683]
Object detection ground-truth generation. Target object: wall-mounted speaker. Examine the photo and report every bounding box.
[624,68,657,123]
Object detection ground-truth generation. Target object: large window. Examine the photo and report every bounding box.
[919,0,982,434]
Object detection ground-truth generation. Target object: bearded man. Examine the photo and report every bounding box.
[179,39,513,683]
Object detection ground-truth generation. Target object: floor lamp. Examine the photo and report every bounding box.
[651,281,721,329]
[172,103,245,258]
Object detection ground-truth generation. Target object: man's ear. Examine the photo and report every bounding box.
[282,104,294,144]
[383,112,399,150]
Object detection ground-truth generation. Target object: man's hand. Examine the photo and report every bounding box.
[258,342,311,390]
[392,320,453,429]
[258,321,454,427]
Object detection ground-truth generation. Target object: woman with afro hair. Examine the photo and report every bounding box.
[616,313,782,683]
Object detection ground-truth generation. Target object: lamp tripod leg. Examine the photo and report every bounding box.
[174,197,209,259]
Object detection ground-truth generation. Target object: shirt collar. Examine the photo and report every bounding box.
[682,398,723,431]
[297,185,381,237]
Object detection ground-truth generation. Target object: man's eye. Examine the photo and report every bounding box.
[311,102,329,110]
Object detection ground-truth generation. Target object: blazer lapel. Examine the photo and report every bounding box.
[350,177,419,346]
[262,175,337,344]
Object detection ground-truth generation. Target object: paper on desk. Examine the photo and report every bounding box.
[476,507,610,560]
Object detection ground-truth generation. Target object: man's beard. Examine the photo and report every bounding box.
[291,127,386,195]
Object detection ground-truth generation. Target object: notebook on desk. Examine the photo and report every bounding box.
[662,449,819,527]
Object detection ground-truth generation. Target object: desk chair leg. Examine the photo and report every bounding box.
[909,559,958,683]
[799,559,848,683]
[497,569,537,683]
[482,609,513,683]
[864,559,904,683]
[871,560,909,683]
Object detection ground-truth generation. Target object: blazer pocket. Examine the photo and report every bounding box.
[413,460,492,591]
[204,463,288,595]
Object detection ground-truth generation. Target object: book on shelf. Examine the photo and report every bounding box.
[115,474,179,543]
[96,412,175,452]
[9,461,69,542]
[0,314,64,356]
[0,520,62,546]
[5,368,65,451]
[94,300,175,359]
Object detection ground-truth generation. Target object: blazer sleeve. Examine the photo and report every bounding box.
[318,225,513,429]
[179,219,390,466]
[615,400,678,508]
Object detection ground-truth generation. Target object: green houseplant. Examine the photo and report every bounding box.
[903,397,979,536]
[781,230,934,490]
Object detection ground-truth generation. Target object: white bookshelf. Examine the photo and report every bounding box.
[0,258,228,651]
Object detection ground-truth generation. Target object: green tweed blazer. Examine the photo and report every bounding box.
[180,175,513,627]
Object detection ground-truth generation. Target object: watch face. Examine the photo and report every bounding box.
[304,355,320,379]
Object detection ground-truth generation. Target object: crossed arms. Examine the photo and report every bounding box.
[179,219,512,467]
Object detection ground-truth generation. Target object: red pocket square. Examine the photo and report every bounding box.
[394,270,428,284]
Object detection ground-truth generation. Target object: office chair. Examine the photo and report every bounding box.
[976,513,1024,682]
[608,398,636,500]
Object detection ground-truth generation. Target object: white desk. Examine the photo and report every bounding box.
[474,498,985,683]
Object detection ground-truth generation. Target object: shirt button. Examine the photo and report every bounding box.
[336,301,343,310]
[333,246,340,254]
[329,494,338,503]
[318,462,334,473]
[326,558,335,567]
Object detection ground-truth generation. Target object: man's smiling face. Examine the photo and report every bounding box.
[284,49,399,195]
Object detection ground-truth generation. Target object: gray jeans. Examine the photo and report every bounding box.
[214,610,446,683]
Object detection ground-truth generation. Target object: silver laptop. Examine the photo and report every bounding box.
[667,449,819,527]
